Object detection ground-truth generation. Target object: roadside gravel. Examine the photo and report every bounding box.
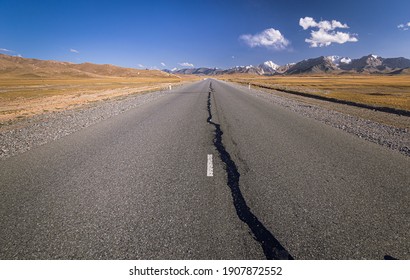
[1,80,409,160]
[0,89,170,159]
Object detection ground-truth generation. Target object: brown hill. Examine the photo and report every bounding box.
[0,54,172,79]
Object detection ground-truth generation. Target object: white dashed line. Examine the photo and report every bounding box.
[207,154,213,177]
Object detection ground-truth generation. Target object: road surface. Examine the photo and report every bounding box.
[1,79,409,259]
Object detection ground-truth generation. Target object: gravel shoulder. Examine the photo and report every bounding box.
[1,80,409,160]
[0,88,172,159]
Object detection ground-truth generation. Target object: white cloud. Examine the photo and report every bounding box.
[299,17,317,30]
[299,17,349,31]
[0,48,14,53]
[300,17,358,47]
[305,29,358,47]
[70,48,79,54]
[178,62,194,67]
[160,62,166,67]
[239,28,290,50]
[330,20,349,30]
[398,22,410,31]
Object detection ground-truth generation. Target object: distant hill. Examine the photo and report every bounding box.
[169,61,280,76]
[164,55,410,76]
[169,67,225,75]
[0,54,175,79]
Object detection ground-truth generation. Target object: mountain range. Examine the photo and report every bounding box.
[167,54,410,75]
[1,53,409,78]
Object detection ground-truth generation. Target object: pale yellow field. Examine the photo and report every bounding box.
[0,75,198,124]
[220,75,410,111]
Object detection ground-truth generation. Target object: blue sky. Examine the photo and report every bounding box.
[1,0,410,69]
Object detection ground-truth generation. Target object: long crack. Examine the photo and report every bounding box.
[207,82,293,260]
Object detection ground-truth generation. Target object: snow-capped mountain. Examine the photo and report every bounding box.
[164,54,410,76]
[224,65,264,75]
[285,56,339,74]
[340,54,383,71]
[340,57,352,64]
[284,54,410,74]
[258,61,280,74]
[326,56,352,66]
[337,54,410,72]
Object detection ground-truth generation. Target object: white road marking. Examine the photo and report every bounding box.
[207,154,213,177]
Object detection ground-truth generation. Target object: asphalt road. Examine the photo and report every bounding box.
[0,79,409,259]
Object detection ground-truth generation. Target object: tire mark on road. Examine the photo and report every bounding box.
[207,82,293,260]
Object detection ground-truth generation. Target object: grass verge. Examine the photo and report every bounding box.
[219,74,410,113]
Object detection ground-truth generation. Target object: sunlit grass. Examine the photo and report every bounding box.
[0,74,198,123]
[0,77,182,99]
[219,74,410,111]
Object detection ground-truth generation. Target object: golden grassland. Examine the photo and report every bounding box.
[219,74,410,111]
[0,74,199,124]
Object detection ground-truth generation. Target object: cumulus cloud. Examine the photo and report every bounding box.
[299,17,317,30]
[137,64,145,68]
[239,28,290,50]
[160,62,166,67]
[300,17,358,47]
[178,62,194,67]
[305,29,358,47]
[299,17,348,31]
[398,22,410,31]
[70,48,79,54]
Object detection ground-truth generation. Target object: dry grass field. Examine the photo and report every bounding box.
[220,74,410,111]
[0,74,198,124]
[0,54,199,124]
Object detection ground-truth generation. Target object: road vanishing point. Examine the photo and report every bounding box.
[1,79,409,259]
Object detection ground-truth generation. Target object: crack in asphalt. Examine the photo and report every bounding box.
[207,82,294,260]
